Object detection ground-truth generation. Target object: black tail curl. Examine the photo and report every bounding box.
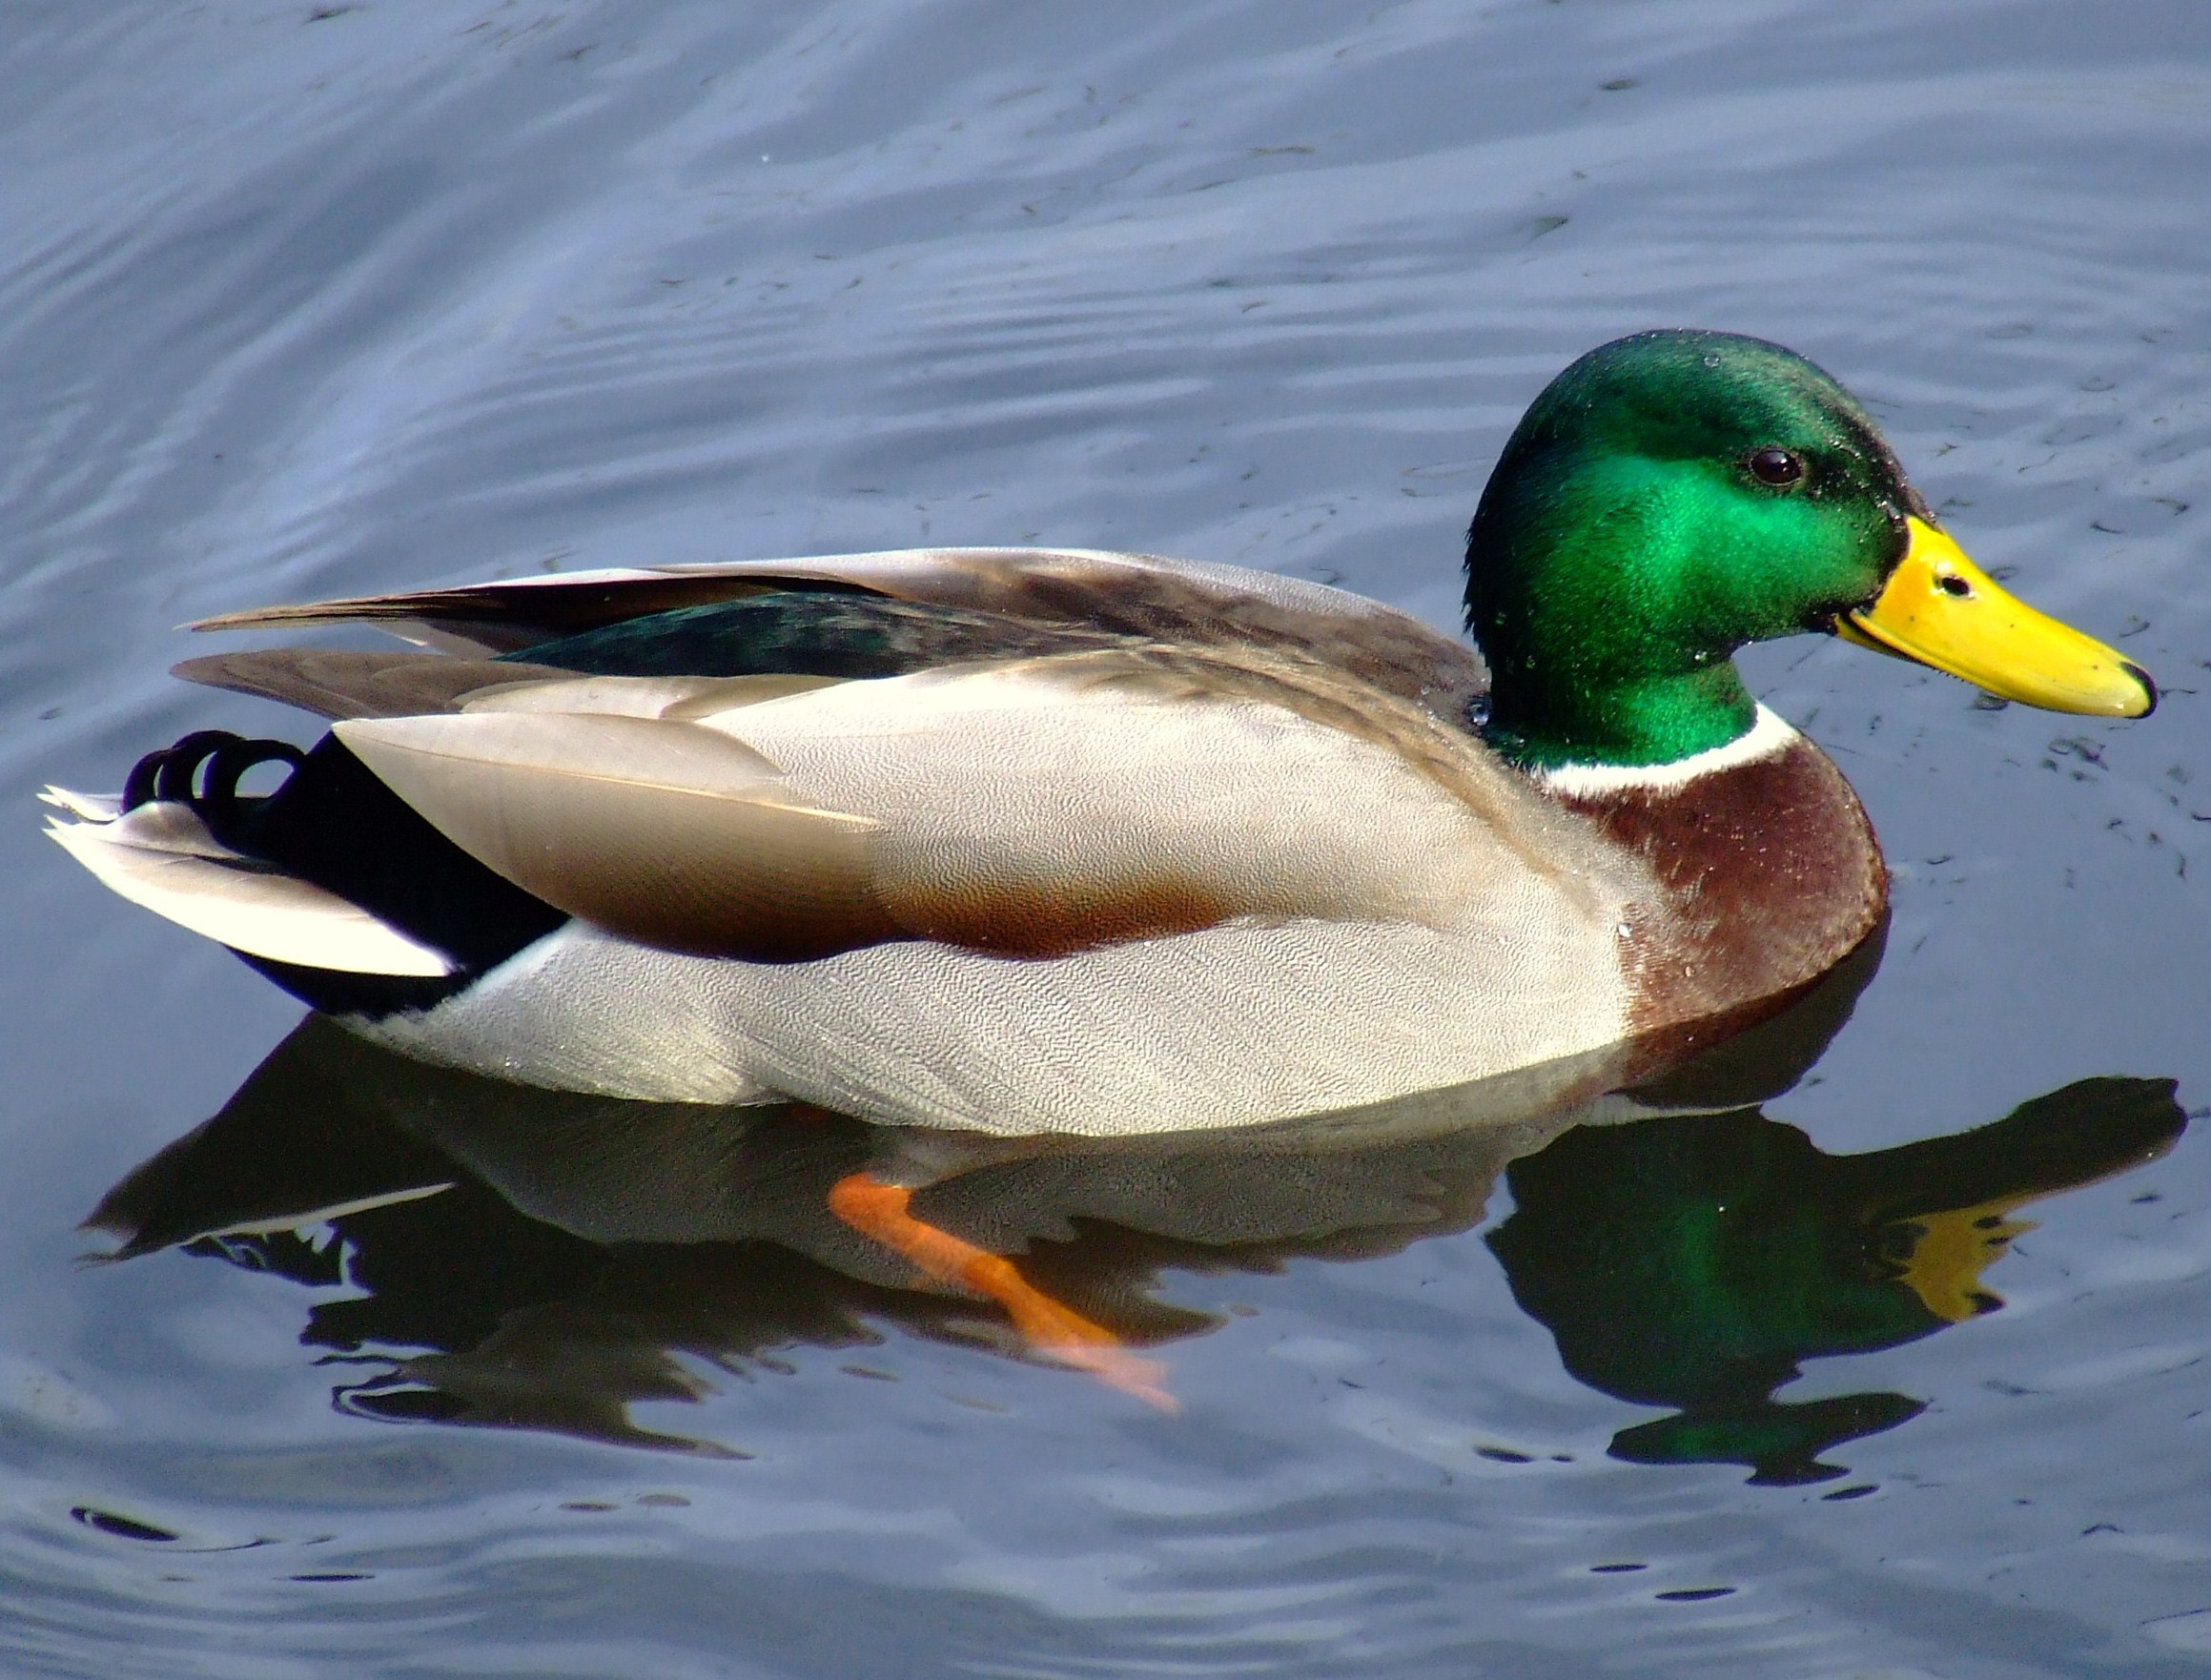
[122,730,306,846]
[118,728,567,1019]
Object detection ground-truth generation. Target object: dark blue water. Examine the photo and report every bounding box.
[4,3,2210,1674]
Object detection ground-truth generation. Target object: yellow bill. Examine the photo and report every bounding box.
[1836,518,2156,717]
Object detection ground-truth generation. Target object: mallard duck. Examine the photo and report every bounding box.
[49,330,2154,1142]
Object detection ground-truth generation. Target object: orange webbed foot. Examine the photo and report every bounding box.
[828,1171,1176,1411]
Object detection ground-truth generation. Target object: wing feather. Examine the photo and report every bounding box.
[183,547,1484,720]
[333,712,895,961]
[331,648,1645,967]
[172,648,848,724]
[173,649,582,719]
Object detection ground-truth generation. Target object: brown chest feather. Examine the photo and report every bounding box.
[1557,740,1888,1054]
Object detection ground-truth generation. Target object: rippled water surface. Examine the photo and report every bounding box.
[5,3,2211,1675]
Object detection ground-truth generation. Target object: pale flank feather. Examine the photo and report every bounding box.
[336,650,1643,959]
[358,917,1632,1134]
[337,651,1656,1131]
[45,799,454,977]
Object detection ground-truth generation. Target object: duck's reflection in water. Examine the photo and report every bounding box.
[89,936,2180,1479]
[1490,1076,2180,1484]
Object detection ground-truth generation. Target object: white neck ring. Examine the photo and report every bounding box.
[1532,704,1800,799]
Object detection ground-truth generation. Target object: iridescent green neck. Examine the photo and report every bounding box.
[1464,441,1775,770]
[1481,666,1757,771]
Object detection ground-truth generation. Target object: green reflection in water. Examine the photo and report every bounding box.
[1489,1079,2181,1485]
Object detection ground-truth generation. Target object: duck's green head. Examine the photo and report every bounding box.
[1464,330,2154,770]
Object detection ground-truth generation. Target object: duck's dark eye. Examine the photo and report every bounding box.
[1747,446,1806,487]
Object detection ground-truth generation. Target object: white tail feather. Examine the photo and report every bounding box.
[46,800,456,978]
[40,785,121,822]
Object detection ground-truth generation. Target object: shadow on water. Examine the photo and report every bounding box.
[85,931,2180,1480]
